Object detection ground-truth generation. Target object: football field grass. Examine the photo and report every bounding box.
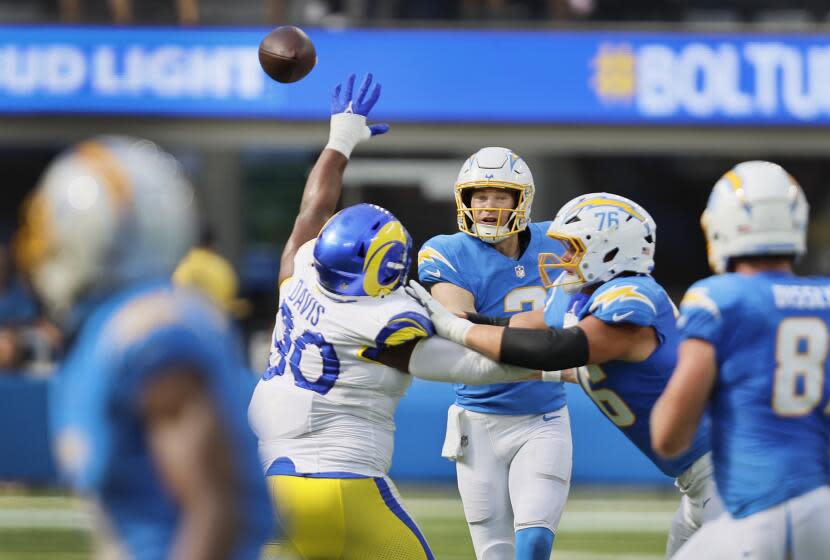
[0,485,676,559]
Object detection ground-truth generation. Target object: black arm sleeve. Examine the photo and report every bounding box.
[499,326,590,371]
[466,312,510,327]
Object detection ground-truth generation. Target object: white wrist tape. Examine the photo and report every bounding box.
[408,337,535,385]
[441,316,473,346]
[325,112,370,158]
[542,370,562,382]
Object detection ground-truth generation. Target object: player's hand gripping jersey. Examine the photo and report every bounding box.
[678,272,830,518]
[51,283,273,560]
[545,275,711,477]
[418,221,565,415]
[249,240,434,478]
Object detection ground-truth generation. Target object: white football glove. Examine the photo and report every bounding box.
[406,280,472,345]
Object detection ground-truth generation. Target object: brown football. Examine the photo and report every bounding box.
[258,26,317,84]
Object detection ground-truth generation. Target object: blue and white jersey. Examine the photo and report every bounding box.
[678,272,830,518]
[418,222,566,415]
[250,240,435,479]
[545,275,711,478]
[50,282,274,560]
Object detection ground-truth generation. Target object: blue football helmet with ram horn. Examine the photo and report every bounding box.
[313,203,412,298]
[14,136,197,323]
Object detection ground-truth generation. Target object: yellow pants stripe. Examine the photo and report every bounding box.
[267,475,433,560]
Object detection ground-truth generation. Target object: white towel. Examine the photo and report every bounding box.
[441,405,466,461]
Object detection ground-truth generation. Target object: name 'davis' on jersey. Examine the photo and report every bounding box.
[286,279,326,326]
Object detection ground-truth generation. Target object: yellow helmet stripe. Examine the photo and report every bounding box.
[14,192,54,276]
[571,197,645,221]
[722,170,749,205]
[75,141,132,210]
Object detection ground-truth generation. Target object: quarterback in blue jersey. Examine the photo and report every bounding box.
[248,75,542,560]
[652,161,830,559]
[411,192,723,558]
[417,147,571,560]
[14,137,274,560]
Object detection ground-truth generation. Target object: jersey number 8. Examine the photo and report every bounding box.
[772,318,830,417]
[263,303,341,395]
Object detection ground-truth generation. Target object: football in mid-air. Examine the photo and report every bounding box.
[258,26,317,83]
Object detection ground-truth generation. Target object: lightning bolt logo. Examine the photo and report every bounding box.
[590,285,656,314]
[417,247,457,272]
[680,288,721,318]
[571,197,645,221]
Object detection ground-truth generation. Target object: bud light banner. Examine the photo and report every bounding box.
[1,26,830,125]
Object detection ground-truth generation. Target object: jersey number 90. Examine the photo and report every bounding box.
[772,318,830,417]
[263,303,341,395]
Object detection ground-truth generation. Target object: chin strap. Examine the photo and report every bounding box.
[473,222,514,244]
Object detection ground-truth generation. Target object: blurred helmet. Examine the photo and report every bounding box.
[15,136,197,320]
[173,247,249,317]
[454,147,534,244]
[539,192,656,294]
[702,161,808,274]
[313,203,412,298]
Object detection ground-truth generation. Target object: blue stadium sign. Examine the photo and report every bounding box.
[0,26,829,125]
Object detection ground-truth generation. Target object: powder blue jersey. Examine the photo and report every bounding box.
[418,222,566,415]
[678,272,830,518]
[50,282,274,560]
[545,275,711,478]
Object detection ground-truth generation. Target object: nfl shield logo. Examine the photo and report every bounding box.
[515,265,526,278]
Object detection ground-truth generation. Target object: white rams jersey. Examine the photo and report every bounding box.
[248,240,434,478]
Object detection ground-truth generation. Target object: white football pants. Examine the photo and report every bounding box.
[666,452,724,558]
[672,485,830,560]
[445,404,572,560]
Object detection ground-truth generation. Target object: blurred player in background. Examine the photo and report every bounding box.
[652,162,830,559]
[173,226,250,318]
[416,148,571,560]
[248,74,542,560]
[14,136,274,560]
[411,192,723,558]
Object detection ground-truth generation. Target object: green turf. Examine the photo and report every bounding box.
[0,487,676,559]
[0,529,90,560]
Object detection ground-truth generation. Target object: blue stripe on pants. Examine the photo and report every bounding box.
[373,477,435,560]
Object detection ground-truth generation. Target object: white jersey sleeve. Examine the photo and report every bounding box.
[248,240,433,477]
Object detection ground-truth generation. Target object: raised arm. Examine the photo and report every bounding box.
[279,73,389,285]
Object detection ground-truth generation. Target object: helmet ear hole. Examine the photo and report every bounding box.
[603,248,619,263]
[357,243,367,258]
